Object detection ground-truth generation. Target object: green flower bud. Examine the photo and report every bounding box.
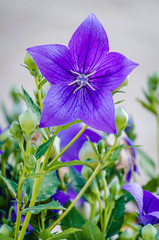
[109,181,120,196]
[26,155,36,170]
[0,224,14,237]
[49,136,60,159]
[10,121,23,142]
[30,144,37,155]
[19,109,39,138]
[24,52,39,77]
[142,224,157,240]
[79,142,99,169]
[23,193,29,205]
[115,107,129,132]
[119,230,133,240]
[19,162,24,175]
[41,209,47,219]
[81,165,93,181]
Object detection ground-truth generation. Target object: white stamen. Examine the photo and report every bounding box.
[68,80,79,86]
[86,71,96,78]
[69,70,96,94]
[73,85,83,94]
[70,70,81,76]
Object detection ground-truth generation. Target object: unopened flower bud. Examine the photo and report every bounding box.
[115,107,129,132]
[142,224,157,240]
[0,224,14,237]
[49,136,60,159]
[24,52,39,77]
[19,109,39,138]
[41,209,47,219]
[110,181,120,196]
[10,121,23,142]
[19,162,24,175]
[79,142,99,169]
[23,193,29,205]
[30,144,37,155]
[97,140,104,154]
[81,165,93,181]
[26,155,36,170]
[119,230,133,240]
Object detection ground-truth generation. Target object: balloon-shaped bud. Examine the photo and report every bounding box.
[142,224,157,240]
[26,155,36,170]
[10,121,23,142]
[115,107,129,132]
[19,109,39,138]
[110,181,120,196]
[119,230,133,240]
[24,52,39,77]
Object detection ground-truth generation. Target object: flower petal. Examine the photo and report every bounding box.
[90,52,138,92]
[122,183,143,214]
[140,213,159,225]
[51,190,70,206]
[78,88,116,133]
[39,85,79,128]
[68,13,109,73]
[59,123,102,172]
[0,150,3,154]
[143,191,159,214]
[27,45,74,84]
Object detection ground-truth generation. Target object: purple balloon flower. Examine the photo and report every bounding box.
[27,13,138,133]
[122,183,159,225]
[0,150,3,154]
[59,123,102,173]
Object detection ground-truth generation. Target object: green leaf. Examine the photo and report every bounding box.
[24,172,49,179]
[137,148,156,178]
[22,200,65,214]
[40,228,81,240]
[0,176,17,198]
[22,87,41,120]
[35,136,55,160]
[60,120,82,131]
[45,159,98,171]
[82,221,104,240]
[0,234,13,240]
[36,171,59,202]
[137,98,157,116]
[38,79,47,90]
[143,178,158,192]
[106,195,126,238]
[61,202,85,240]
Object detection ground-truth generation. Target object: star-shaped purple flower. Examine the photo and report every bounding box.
[122,183,159,225]
[27,13,138,133]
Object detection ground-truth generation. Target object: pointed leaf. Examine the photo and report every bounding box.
[45,159,98,171]
[60,120,82,131]
[35,136,55,160]
[40,228,81,240]
[82,221,105,240]
[36,171,59,202]
[137,148,156,178]
[0,234,13,240]
[22,87,41,120]
[0,176,17,198]
[24,172,49,179]
[22,200,65,214]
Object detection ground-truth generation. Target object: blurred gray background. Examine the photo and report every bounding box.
[0,0,159,165]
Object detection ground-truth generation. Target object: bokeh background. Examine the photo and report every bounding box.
[0,0,159,168]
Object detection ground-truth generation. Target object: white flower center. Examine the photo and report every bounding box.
[68,70,96,94]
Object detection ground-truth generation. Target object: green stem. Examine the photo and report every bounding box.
[8,205,15,221]
[14,168,26,240]
[102,177,108,233]
[132,231,140,240]
[18,126,60,240]
[47,163,102,232]
[35,76,43,111]
[89,200,96,220]
[96,192,103,230]
[47,125,88,169]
